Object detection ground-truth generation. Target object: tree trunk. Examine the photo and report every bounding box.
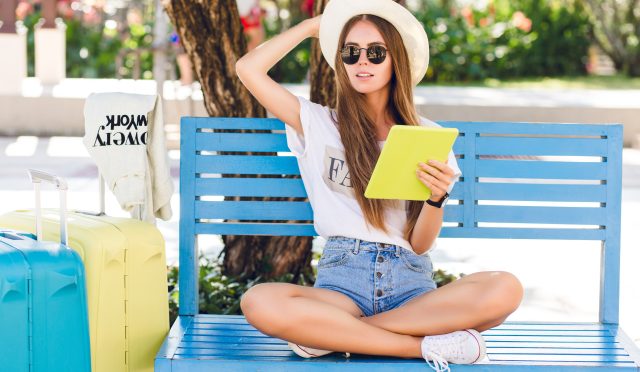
[41,0,56,28]
[164,0,314,283]
[309,0,336,108]
[583,0,640,77]
[0,0,18,33]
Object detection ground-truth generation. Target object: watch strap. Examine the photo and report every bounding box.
[425,192,449,208]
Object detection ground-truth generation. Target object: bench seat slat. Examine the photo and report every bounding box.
[177,342,628,355]
[489,342,624,349]
[484,336,618,343]
[173,347,635,362]
[488,354,635,363]
[174,348,292,357]
[486,361,637,368]
[489,348,631,356]
[181,335,284,343]
[167,359,637,371]
[490,323,606,329]
[180,341,287,349]
[483,329,613,337]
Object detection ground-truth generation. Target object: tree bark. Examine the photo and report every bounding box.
[309,0,336,108]
[0,0,18,33]
[164,0,314,283]
[41,0,56,28]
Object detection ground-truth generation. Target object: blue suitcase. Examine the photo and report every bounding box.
[0,170,91,372]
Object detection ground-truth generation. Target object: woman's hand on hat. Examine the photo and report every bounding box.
[416,159,453,201]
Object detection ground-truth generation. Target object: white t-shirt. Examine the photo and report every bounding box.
[284,96,462,255]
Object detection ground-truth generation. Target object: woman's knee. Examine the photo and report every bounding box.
[240,283,292,335]
[498,271,524,311]
[478,271,524,315]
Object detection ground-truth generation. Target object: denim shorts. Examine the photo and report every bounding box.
[313,236,438,317]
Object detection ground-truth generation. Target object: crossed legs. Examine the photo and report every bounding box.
[240,270,523,358]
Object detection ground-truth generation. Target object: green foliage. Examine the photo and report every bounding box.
[167,252,463,325]
[582,0,640,77]
[500,0,591,77]
[167,256,313,325]
[20,0,593,82]
[21,8,154,79]
[428,74,640,89]
[414,0,591,82]
[263,15,311,83]
[64,18,123,78]
[260,0,592,83]
[433,268,465,285]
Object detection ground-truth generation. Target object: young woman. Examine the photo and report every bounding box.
[236,1,523,370]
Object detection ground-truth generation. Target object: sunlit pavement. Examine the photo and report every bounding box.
[1,135,638,347]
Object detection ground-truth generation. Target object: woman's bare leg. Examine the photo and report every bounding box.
[361,271,524,336]
[240,282,423,358]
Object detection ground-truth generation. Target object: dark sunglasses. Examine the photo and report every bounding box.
[340,45,388,65]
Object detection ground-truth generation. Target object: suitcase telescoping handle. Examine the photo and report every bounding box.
[27,169,68,246]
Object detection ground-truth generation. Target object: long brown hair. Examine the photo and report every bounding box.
[333,14,424,241]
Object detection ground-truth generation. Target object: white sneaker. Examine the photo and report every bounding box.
[421,329,486,372]
[288,342,351,358]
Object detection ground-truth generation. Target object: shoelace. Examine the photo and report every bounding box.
[423,332,471,372]
[424,351,449,372]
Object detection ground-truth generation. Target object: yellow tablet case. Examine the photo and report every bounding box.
[365,125,459,201]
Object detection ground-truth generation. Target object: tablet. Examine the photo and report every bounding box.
[364,125,459,201]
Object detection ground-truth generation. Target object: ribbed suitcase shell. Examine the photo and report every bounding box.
[0,210,169,372]
[0,229,91,372]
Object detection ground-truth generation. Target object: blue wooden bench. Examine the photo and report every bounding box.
[155,117,640,371]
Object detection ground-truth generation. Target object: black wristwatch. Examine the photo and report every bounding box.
[425,192,449,208]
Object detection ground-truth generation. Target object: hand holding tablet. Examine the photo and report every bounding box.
[364,125,459,201]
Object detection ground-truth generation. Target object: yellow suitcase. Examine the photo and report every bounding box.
[0,209,169,372]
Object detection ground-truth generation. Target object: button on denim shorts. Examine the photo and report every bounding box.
[313,236,438,317]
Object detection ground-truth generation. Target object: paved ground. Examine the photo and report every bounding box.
[1,135,638,348]
[4,80,640,146]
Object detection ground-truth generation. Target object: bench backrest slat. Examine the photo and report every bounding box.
[178,117,623,325]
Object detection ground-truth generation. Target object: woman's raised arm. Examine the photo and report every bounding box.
[236,16,321,136]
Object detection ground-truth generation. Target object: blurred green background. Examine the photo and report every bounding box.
[14,0,640,85]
